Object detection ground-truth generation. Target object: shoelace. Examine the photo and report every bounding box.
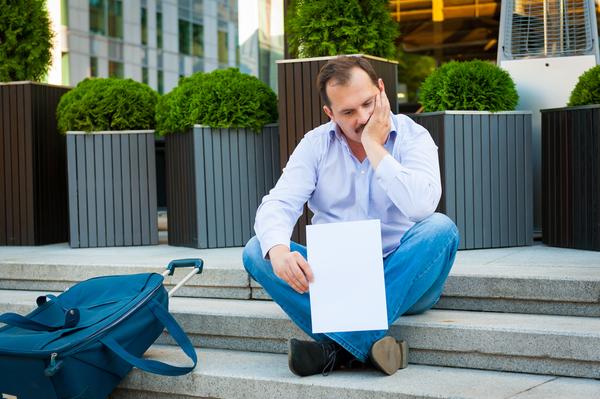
[321,346,340,376]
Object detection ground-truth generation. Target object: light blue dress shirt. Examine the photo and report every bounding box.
[254,113,442,258]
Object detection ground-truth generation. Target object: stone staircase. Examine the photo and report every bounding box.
[1,243,600,398]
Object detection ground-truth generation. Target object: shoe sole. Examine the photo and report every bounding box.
[370,337,408,375]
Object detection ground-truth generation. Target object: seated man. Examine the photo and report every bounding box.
[243,56,459,377]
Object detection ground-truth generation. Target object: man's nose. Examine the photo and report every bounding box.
[357,108,370,125]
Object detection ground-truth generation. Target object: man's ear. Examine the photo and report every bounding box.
[323,105,333,120]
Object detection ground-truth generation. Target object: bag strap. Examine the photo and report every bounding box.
[100,299,197,376]
[0,308,80,332]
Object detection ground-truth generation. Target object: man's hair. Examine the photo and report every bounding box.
[317,56,379,107]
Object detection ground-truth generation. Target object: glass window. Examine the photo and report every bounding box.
[62,53,70,85]
[218,30,228,63]
[156,11,163,49]
[192,24,203,57]
[109,61,123,77]
[89,0,105,35]
[142,67,149,84]
[179,19,191,55]
[141,8,148,45]
[61,0,69,26]
[157,70,164,94]
[108,0,123,38]
[90,56,98,77]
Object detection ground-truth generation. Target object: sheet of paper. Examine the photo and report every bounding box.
[306,219,388,334]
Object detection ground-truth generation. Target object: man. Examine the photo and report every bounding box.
[243,56,459,377]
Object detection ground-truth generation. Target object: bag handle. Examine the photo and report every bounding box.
[0,308,80,332]
[101,300,197,376]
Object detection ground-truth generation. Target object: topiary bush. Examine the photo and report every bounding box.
[419,60,519,112]
[568,65,600,107]
[286,0,398,59]
[155,68,278,136]
[0,0,53,82]
[57,78,159,133]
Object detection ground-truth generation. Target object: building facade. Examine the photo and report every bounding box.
[48,0,240,93]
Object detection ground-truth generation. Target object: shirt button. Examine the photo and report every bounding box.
[361,171,365,175]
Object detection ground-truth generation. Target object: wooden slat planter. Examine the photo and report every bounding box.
[0,82,70,246]
[165,125,280,249]
[66,131,158,248]
[410,111,533,250]
[277,54,398,244]
[541,105,600,251]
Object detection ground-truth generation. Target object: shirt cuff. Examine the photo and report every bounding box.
[258,234,291,259]
[374,154,410,191]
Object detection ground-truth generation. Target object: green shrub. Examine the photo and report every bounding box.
[0,0,53,82]
[286,0,398,59]
[568,65,600,106]
[57,78,159,133]
[419,60,519,112]
[155,68,278,136]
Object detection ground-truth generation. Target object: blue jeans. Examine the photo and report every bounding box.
[242,213,459,362]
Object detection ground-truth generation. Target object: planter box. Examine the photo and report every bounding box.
[66,131,158,248]
[541,105,600,250]
[277,54,398,244]
[410,111,533,250]
[0,82,70,245]
[165,125,280,249]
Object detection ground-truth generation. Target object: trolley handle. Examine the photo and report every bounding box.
[161,258,204,297]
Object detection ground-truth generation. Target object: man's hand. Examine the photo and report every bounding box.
[268,244,313,294]
[361,79,392,169]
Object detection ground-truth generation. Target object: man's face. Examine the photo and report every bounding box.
[323,67,380,144]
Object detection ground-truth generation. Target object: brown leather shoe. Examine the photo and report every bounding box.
[369,336,408,375]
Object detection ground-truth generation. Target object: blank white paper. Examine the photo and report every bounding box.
[306,219,388,333]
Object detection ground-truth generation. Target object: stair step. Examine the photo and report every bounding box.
[108,345,600,399]
[2,243,600,317]
[3,291,600,378]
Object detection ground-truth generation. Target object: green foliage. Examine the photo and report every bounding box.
[286,0,398,59]
[396,49,436,103]
[419,60,519,112]
[57,78,159,133]
[568,65,600,106]
[0,0,53,82]
[155,68,278,136]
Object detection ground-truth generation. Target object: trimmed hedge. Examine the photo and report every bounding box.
[286,0,398,59]
[419,60,519,112]
[0,0,53,82]
[57,78,158,133]
[568,65,600,106]
[155,68,278,136]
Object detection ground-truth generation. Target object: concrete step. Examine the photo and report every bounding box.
[108,345,600,399]
[3,291,600,379]
[2,243,600,316]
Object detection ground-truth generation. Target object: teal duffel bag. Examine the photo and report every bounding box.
[0,259,202,399]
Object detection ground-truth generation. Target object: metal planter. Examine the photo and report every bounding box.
[165,125,280,249]
[541,105,600,251]
[0,82,70,245]
[66,130,159,248]
[410,111,533,250]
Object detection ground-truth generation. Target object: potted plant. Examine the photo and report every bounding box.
[541,65,600,251]
[156,68,279,249]
[279,0,399,243]
[57,78,159,248]
[411,60,533,250]
[0,0,70,245]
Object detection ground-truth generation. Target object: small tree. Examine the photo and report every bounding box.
[0,0,53,82]
[286,0,398,59]
[568,65,600,106]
